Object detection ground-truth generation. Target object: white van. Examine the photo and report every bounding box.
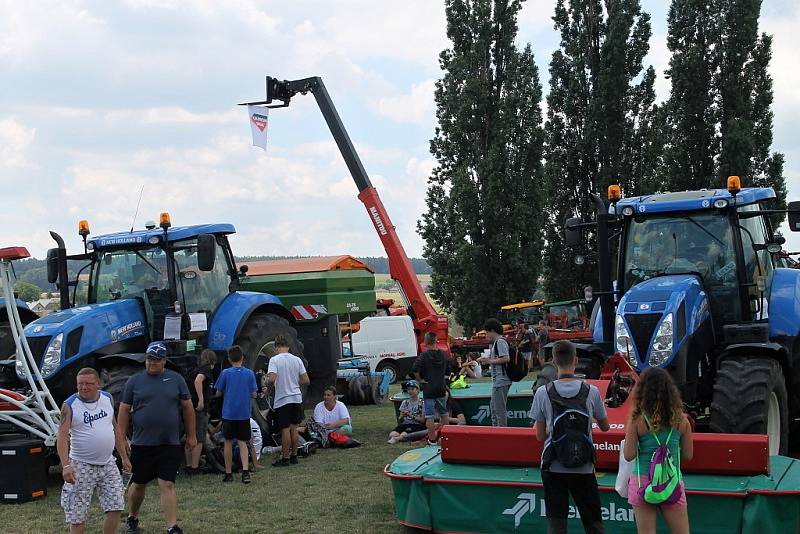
[343,315,417,384]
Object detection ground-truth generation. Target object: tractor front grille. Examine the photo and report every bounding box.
[625,313,662,363]
[24,336,52,365]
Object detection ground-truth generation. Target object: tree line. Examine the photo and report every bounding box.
[420,0,786,332]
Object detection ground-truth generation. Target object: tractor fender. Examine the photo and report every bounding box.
[207,291,294,351]
[0,298,39,326]
[768,268,800,339]
[718,342,789,369]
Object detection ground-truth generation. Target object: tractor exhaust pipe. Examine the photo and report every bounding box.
[48,231,71,311]
[589,193,615,355]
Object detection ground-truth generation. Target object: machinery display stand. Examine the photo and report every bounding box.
[0,247,60,446]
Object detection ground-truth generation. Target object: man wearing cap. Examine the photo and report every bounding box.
[118,342,196,534]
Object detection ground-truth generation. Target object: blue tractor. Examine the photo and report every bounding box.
[566,178,800,455]
[0,215,310,432]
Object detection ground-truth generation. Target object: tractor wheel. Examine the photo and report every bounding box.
[235,313,303,433]
[376,360,400,385]
[710,357,789,456]
[101,363,143,405]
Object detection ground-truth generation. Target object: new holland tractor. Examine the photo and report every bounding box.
[0,215,317,434]
[565,177,800,455]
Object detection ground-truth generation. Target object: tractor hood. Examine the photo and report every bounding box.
[20,299,147,379]
[616,274,709,370]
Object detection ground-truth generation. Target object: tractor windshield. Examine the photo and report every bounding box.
[623,212,741,324]
[94,246,168,303]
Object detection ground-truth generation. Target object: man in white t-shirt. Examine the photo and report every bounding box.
[57,368,131,534]
[313,386,352,435]
[267,335,309,467]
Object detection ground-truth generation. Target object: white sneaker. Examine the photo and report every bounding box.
[387,437,397,444]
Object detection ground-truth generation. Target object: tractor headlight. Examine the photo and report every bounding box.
[40,333,63,378]
[649,313,673,367]
[615,314,636,367]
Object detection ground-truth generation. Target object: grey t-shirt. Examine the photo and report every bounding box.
[490,338,511,388]
[529,379,607,474]
[121,368,190,446]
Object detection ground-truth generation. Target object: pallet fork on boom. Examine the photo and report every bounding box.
[0,247,60,445]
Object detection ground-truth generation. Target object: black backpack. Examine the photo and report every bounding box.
[494,339,527,382]
[543,382,594,468]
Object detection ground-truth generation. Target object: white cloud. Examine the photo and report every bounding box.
[103,107,241,126]
[0,118,35,168]
[374,79,437,126]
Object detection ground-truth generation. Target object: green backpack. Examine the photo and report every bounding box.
[637,415,682,505]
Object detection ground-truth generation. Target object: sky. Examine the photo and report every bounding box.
[1,0,799,260]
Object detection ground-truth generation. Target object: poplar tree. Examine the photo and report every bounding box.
[542,0,658,300]
[662,0,786,217]
[418,0,545,332]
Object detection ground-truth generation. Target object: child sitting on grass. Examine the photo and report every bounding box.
[387,380,426,444]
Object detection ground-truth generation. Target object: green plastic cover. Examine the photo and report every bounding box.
[387,447,800,533]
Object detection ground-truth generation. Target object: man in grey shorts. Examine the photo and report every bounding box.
[57,367,131,534]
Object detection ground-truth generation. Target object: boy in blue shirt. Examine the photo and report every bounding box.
[214,345,257,483]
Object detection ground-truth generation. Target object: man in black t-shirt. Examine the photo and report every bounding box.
[412,332,451,445]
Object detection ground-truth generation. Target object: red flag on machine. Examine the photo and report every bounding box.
[247,105,269,151]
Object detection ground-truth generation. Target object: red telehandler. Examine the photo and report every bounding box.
[243,77,450,356]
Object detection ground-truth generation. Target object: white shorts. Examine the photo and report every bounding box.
[521,352,532,361]
[61,459,124,525]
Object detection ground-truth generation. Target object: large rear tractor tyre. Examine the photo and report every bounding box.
[710,357,789,456]
[100,364,143,405]
[235,313,304,433]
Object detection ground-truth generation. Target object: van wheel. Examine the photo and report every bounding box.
[376,361,399,384]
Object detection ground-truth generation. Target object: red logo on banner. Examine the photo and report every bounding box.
[251,113,268,132]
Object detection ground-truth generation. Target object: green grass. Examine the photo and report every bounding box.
[4,392,415,534]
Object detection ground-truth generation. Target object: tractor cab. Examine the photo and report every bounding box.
[86,222,236,340]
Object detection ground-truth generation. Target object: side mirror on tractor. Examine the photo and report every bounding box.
[46,248,62,284]
[788,201,800,232]
[197,234,216,272]
[564,217,582,247]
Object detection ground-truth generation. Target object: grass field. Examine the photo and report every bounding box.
[3,388,417,534]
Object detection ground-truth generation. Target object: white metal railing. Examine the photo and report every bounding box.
[0,259,59,445]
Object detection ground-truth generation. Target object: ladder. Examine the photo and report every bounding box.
[0,247,60,445]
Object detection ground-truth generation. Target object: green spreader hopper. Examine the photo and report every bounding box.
[240,255,377,323]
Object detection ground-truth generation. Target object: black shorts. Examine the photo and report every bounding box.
[393,423,427,434]
[222,419,251,441]
[274,403,303,430]
[130,445,182,484]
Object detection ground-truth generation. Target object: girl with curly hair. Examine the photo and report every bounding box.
[623,367,694,533]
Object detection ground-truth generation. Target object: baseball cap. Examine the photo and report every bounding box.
[145,341,168,359]
[404,379,419,389]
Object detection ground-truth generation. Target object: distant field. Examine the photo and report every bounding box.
[374,273,431,285]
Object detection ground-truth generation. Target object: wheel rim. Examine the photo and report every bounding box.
[381,366,397,384]
[768,391,780,456]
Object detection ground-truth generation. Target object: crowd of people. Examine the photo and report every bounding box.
[56,336,351,534]
[57,319,693,534]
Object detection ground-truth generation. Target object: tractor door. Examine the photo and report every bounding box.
[736,204,775,320]
[173,237,232,316]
